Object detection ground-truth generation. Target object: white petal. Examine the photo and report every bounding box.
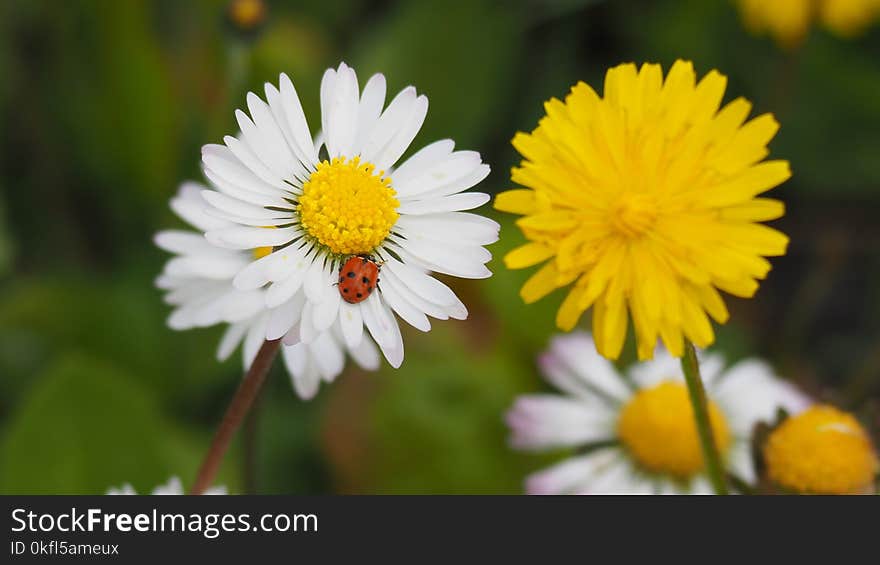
[321,63,360,158]
[348,333,380,370]
[379,256,465,310]
[506,394,616,451]
[690,476,714,495]
[304,257,331,304]
[242,314,268,369]
[395,213,500,246]
[360,86,417,167]
[154,230,218,256]
[203,166,291,209]
[727,440,756,484]
[354,73,386,151]
[276,73,319,165]
[378,269,451,321]
[163,255,248,280]
[393,150,481,197]
[389,139,455,187]
[308,331,345,382]
[221,289,266,323]
[299,301,317,344]
[372,94,428,171]
[377,285,430,332]
[264,262,309,308]
[339,301,364,348]
[712,359,811,436]
[245,91,304,180]
[201,190,292,221]
[361,293,403,368]
[201,144,288,198]
[584,458,644,494]
[216,321,249,361]
[396,192,490,215]
[206,226,297,250]
[234,242,310,290]
[312,287,341,332]
[170,182,230,231]
[387,240,491,279]
[266,292,305,340]
[546,332,631,403]
[282,343,320,400]
[525,448,620,495]
[225,129,283,187]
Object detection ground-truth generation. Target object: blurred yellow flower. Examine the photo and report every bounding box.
[738,0,880,48]
[764,405,878,494]
[496,60,790,360]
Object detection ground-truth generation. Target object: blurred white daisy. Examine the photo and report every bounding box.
[155,182,380,399]
[506,332,810,494]
[201,62,499,369]
[107,476,226,495]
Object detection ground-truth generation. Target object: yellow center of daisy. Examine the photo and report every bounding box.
[297,157,399,256]
[610,193,658,238]
[252,246,273,260]
[617,381,731,478]
[763,405,878,494]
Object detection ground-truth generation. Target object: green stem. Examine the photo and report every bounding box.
[680,340,728,495]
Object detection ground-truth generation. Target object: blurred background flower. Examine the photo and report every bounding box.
[108,476,227,495]
[761,404,878,494]
[737,0,880,49]
[1,0,879,494]
[506,332,809,494]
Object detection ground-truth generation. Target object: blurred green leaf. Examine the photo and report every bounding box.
[0,353,207,493]
[0,192,12,277]
[363,327,539,494]
[0,274,229,406]
[480,213,565,350]
[352,0,524,149]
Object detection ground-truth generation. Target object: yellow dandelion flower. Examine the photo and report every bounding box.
[495,60,790,361]
[737,0,880,48]
[764,405,879,494]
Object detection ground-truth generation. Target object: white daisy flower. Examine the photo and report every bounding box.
[107,476,226,495]
[155,182,381,399]
[200,62,499,369]
[506,332,811,494]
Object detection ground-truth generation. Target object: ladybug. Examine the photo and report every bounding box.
[337,255,380,304]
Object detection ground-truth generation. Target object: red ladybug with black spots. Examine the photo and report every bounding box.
[337,255,380,304]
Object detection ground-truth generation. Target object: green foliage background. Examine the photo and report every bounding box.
[0,0,878,493]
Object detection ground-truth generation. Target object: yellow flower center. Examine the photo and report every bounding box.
[252,246,273,260]
[609,193,658,238]
[764,405,878,494]
[617,381,731,478]
[297,157,399,256]
[228,0,266,30]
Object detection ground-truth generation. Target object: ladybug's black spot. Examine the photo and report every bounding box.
[356,292,363,298]
[367,286,373,293]
[343,288,349,293]
[362,276,370,284]
[347,271,356,278]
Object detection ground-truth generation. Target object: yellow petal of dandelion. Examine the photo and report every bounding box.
[504,243,556,269]
[494,189,538,215]
[496,60,791,360]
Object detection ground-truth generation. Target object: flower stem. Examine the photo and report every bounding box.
[190,339,281,495]
[680,340,728,495]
